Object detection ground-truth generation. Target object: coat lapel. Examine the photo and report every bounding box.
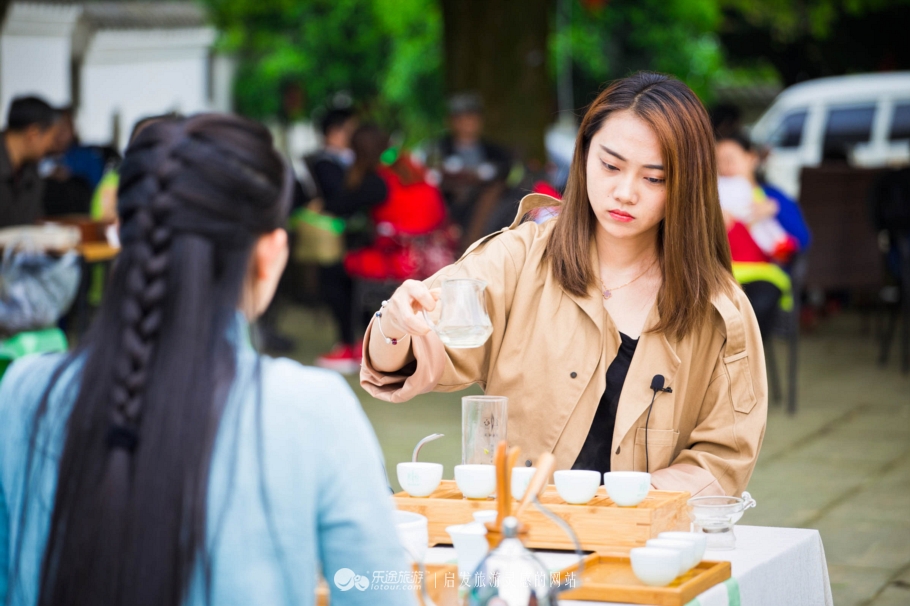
[562,239,605,329]
[612,304,681,448]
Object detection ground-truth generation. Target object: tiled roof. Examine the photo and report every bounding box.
[82,2,206,29]
[18,1,208,29]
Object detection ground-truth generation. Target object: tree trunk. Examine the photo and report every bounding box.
[441,0,552,163]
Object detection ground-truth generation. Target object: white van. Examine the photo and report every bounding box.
[749,72,910,198]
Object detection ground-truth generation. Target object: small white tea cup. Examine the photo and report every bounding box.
[646,538,697,574]
[454,464,496,499]
[394,510,429,563]
[472,510,498,526]
[603,471,651,506]
[630,547,681,587]
[511,466,536,500]
[658,531,707,565]
[446,523,489,578]
[554,470,601,504]
[397,462,443,498]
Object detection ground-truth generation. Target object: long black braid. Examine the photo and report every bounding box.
[16,114,292,606]
[107,144,178,453]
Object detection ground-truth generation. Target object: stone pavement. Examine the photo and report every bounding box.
[278,305,910,605]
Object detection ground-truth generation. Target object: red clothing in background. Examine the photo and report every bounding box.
[727,221,770,263]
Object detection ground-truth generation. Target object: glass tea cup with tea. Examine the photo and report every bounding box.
[422,278,493,349]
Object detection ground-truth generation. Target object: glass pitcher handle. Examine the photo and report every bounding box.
[421,310,437,331]
[741,491,757,510]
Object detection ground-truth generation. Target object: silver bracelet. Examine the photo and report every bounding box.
[375,300,406,345]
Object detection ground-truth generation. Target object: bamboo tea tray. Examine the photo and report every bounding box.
[555,554,731,606]
[394,480,689,554]
[316,562,458,606]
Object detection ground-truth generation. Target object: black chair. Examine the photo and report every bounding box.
[764,252,808,415]
[870,168,910,374]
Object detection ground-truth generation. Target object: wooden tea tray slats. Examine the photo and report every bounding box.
[555,555,731,606]
[394,480,689,554]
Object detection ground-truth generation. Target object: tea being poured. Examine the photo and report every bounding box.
[437,325,494,349]
[423,278,493,349]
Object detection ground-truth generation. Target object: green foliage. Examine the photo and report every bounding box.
[206,0,895,139]
[720,0,908,42]
[203,0,444,141]
[551,0,726,105]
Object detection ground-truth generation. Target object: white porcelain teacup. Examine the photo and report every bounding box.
[646,538,697,574]
[554,470,601,504]
[472,510,498,526]
[397,462,444,498]
[603,471,651,506]
[630,547,681,587]
[454,464,496,499]
[658,531,707,565]
[511,466,536,500]
[394,510,429,563]
[446,523,489,578]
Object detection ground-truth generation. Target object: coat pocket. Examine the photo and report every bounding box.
[724,352,758,414]
[633,428,680,472]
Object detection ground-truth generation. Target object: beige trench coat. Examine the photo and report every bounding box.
[361,195,767,497]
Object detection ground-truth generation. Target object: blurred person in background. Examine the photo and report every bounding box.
[40,107,96,217]
[306,108,358,193]
[0,96,60,228]
[709,103,743,140]
[716,132,811,337]
[311,120,390,372]
[425,93,513,251]
[0,114,413,606]
[55,107,106,191]
[343,148,455,283]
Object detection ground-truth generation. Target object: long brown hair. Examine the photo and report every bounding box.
[547,71,732,340]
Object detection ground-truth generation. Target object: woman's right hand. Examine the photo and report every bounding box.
[379,279,440,340]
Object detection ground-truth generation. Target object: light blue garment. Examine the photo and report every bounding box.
[0,317,416,606]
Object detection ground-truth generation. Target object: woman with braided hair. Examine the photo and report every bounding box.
[0,114,415,606]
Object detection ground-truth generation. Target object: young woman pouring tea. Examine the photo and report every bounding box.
[362,72,767,498]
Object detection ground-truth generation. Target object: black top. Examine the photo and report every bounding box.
[304,151,388,250]
[0,136,45,228]
[307,155,387,219]
[573,332,639,475]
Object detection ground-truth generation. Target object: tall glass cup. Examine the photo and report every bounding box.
[462,396,508,465]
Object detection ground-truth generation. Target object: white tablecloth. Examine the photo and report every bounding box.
[425,525,833,606]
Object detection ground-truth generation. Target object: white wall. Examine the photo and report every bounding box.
[77,28,215,149]
[210,53,236,114]
[0,3,81,126]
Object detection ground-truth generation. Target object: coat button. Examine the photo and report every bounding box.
[525,460,532,467]
[615,446,621,455]
[570,372,577,378]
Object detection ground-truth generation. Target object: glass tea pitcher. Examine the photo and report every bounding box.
[462,396,508,465]
[422,278,493,349]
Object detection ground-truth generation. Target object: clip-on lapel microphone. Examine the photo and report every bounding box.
[645,374,672,473]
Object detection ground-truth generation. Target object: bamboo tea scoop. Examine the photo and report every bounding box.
[515,452,556,520]
[486,441,526,548]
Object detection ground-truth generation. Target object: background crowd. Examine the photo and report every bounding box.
[0,87,817,370]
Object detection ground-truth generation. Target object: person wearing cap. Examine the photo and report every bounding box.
[425,93,513,250]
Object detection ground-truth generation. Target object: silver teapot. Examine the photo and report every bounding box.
[465,445,583,606]
[466,512,583,606]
